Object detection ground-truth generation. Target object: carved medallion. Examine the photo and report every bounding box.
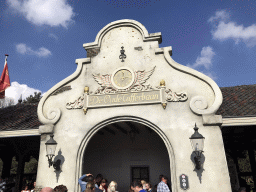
[112,68,134,89]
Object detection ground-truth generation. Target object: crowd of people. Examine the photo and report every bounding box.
[78,173,171,192]
[0,177,36,192]
[0,174,249,192]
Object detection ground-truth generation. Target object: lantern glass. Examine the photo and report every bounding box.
[46,143,57,156]
[190,138,204,151]
[45,135,57,157]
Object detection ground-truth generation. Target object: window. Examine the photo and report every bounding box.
[131,166,149,182]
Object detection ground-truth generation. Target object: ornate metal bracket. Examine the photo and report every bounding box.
[119,46,126,62]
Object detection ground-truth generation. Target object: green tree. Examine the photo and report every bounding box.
[23,92,42,104]
[24,156,38,174]
[10,156,18,175]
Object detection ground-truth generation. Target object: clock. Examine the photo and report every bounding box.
[111,67,134,89]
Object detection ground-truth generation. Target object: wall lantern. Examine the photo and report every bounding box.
[45,134,60,171]
[189,123,205,170]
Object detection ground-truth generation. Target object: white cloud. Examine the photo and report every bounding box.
[187,46,216,80]
[203,71,217,81]
[208,10,230,23]
[16,43,52,57]
[49,33,58,40]
[5,81,42,104]
[7,0,75,28]
[188,46,215,69]
[209,10,256,47]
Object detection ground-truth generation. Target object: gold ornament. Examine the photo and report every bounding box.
[160,79,165,86]
[162,103,167,109]
[84,86,89,93]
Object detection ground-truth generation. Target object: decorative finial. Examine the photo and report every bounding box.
[160,79,165,86]
[119,46,126,62]
[84,86,89,93]
[162,103,167,109]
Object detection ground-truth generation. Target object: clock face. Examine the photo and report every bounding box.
[112,68,133,89]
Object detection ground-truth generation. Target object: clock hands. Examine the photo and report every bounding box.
[121,70,129,81]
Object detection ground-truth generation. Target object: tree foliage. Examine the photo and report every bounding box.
[23,92,42,104]
[0,97,14,108]
[10,156,38,175]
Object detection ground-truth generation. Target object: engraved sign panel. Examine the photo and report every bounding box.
[87,90,161,108]
[180,174,189,190]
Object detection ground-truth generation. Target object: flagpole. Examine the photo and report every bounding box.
[5,54,9,66]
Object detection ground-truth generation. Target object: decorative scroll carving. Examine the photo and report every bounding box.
[38,58,90,125]
[66,96,84,109]
[159,46,222,115]
[165,88,188,102]
[189,95,208,114]
[52,86,72,96]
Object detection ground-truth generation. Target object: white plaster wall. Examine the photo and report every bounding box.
[82,124,171,192]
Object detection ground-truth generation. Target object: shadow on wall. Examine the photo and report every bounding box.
[190,152,205,183]
[54,149,65,183]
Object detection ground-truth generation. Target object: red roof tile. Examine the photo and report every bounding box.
[0,103,42,131]
[217,84,256,117]
[0,84,255,132]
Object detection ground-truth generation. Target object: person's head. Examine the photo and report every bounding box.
[239,187,246,192]
[84,175,94,183]
[101,179,107,187]
[140,180,146,190]
[54,185,68,192]
[145,183,152,190]
[159,175,163,182]
[86,181,95,190]
[40,187,54,192]
[34,181,36,188]
[108,181,117,192]
[95,174,103,186]
[161,176,168,184]
[22,185,29,190]
[130,180,143,192]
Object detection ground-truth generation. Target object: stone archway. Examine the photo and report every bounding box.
[75,116,177,192]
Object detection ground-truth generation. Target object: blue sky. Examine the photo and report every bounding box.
[1,0,256,103]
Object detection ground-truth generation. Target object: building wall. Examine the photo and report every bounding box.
[83,124,171,192]
[36,19,232,192]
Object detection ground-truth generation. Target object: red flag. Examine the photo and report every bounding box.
[0,54,10,99]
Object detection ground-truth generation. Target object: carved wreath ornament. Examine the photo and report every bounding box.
[66,66,188,113]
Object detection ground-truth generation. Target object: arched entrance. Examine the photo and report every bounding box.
[75,116,177,192]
